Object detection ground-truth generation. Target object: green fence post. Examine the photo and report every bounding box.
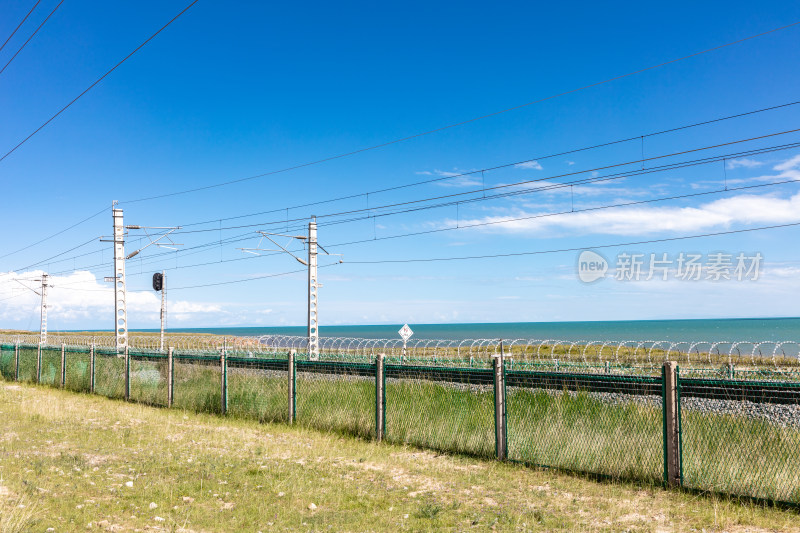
[61,343,66,388]
[662,361,681,487]
[676,365,684,486]
[375,353,385,442]
[14,342,19,381]
[36,343,42,383]
[288,350,296,424]
[221,342,228,415]
[90,344,96,394]
[493,342,507,461]
[124,346,130,401]
[167,347,174,408]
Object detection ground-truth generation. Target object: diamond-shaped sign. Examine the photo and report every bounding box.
[398,324,414,342]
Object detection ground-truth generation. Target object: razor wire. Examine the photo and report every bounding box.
[1,333,799,374]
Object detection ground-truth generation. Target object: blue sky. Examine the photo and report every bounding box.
[1,0,800,331]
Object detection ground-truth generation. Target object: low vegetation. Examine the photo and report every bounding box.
[3,346,800,505]
[2,381,799,532]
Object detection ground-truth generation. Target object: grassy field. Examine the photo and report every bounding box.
[3,349,800,505]
[2,381,800,532]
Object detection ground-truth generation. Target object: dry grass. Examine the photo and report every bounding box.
[1,381,799,532]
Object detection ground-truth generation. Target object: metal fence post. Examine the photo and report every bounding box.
[288,350,296,424]
[493,343,507,461]
[124,346,130,401]
[61,343,66,388]
[14,342,19,381]
[662,361,681,487]
[375,353,385,442]
[221,342,228,415]
[36,343,42,383]
[167,347,174,408]
[90,344,96,394]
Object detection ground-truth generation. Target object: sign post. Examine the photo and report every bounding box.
[398,324,413,365]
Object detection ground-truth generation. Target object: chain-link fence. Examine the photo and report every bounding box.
[0,344,15,380]
[506,371,664,483]
[64,346,91,393]
[173,351,223,414]
[129,351,169,406]
[679,374,800,504]
[227,356,289,424]
[17,346,37,383]
[385,364,496,458]
[93,348,125,399]
[38,346,61,387]
[295,360,376,440]
[4,342,800,506]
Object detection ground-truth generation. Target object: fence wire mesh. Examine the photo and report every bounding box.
[39,346,61,387]
[506,370,664,482]
[94,348,124,399]
[129,352,168,407]
[679,375,800,504]
[173,352,223,414]
[227,356,289,423]
[64,347,91,393]
[385,365,496,458]
[5,340,800,506]
[295,360,375,439]
[17,346,37,383]
[0,344,14,380]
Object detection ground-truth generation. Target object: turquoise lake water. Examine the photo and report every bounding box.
[133,317,800,343]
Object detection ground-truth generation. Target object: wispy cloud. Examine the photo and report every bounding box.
[514,160,543,170]
[726,158,764,169]
[449,191,800,236]
[415,168,482,187]
[774,154,800,172]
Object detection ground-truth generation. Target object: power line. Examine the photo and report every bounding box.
[346,222,800,265]
[0,0,200,164]
[169,263,341,291]
[171,99,800,230]
[11,236,99,273]
[0,205,107,262]
[316,140,800,230]
[30,172,800,282]
[120,20,800,205]
[167,128,800,235]
[0,0,42,55]
[0,0,62,77]
[18,136,800,279]
[326,177,800,248]
[154,222,800,290]
[7,98,798,264]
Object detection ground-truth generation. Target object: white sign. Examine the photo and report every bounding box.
[398,324,414,342]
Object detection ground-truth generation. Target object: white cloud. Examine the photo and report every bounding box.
[415,168,481,187]
[514,160,543,170]
[774,154,800,172]
[726,158,764,169]
[0,270,223,328]
[450,191,800,236]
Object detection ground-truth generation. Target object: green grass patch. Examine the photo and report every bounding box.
[3,381,800,532]
[682,409,800,503]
